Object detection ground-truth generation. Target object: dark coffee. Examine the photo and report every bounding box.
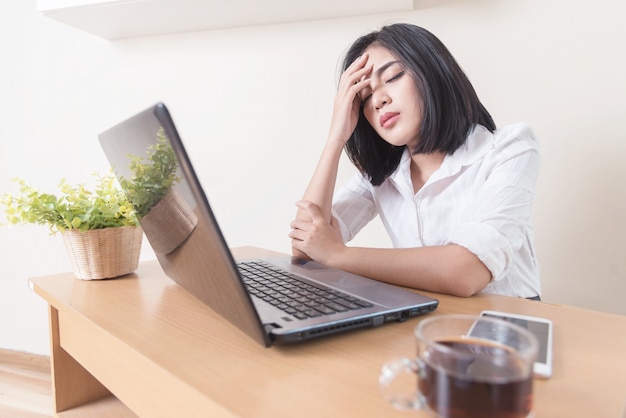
[418,338,532,418]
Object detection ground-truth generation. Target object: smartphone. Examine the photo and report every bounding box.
[470,310,553,378]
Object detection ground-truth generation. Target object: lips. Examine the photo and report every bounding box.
[380,112,399,128]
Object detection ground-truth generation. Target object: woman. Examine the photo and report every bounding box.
[289,23,541,299]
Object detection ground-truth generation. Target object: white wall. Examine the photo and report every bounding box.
[1,0,625,356]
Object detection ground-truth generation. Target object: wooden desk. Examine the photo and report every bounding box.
[29,246,626,417]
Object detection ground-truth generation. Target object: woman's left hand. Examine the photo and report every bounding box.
[289,200,345,265]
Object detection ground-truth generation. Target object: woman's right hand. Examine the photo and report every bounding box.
[327,53,373,147]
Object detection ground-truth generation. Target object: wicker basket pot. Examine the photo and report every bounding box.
[61,226,143,280]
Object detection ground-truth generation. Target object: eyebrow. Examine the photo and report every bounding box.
[373,60,402,78]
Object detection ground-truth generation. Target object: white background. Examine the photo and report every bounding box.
[1,0,625,355]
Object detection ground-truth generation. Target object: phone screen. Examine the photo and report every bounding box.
[480,312,550,364]
[472,310,553,378]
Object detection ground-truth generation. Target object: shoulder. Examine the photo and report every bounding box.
[452,123,539,166]
[342,170,376,194]
[490,122,540,153]
[455,123,540,176]
[463,123,540,161]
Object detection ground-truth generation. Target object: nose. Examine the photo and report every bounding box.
[372,90,391,110]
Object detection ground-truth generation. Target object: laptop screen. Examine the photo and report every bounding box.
[98,103,271,346]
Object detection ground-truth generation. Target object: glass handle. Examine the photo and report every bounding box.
[378,357,425,411]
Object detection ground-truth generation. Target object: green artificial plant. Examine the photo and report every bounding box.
[1,172,139,234]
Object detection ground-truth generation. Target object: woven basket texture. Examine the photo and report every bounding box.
[61,226,143,280]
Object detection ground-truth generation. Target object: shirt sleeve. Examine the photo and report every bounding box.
[331,173,378,243]
[446,125,541,282]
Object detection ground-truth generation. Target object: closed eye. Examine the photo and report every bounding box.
[386,71,405,83]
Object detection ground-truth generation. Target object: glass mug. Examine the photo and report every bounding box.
[379,314,538,418]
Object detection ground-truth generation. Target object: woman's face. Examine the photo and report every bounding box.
[358,45,423,148]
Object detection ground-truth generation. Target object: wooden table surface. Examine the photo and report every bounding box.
[29,246,626,417]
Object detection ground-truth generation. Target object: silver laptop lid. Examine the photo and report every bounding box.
[99,103,272,347]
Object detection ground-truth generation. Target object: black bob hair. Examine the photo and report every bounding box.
[342,23,496,186]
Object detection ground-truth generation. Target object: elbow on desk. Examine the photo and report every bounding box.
[438,256,492,298]
[447,285,484,298]
[446,273,491,298]
[461,247,493,297]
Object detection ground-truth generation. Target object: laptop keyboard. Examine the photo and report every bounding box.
[238,260,374,320]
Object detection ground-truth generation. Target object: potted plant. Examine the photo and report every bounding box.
[118,127,197,255]
[1,173,142,280]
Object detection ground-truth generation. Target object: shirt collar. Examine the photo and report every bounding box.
[387,125,495,193]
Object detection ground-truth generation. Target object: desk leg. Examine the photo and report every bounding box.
[49,306,111,413]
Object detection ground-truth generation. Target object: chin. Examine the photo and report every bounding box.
[378,130,416,147]
[382,137,412,148]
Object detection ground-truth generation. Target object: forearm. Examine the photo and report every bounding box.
[292,141,344,259]
[297,140,344,223]
[325,244,492,297]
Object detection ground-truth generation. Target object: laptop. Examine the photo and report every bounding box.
[98,103,438,347]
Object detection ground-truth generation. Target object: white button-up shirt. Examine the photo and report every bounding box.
[332,123,541,298]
